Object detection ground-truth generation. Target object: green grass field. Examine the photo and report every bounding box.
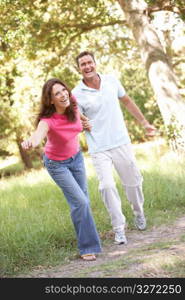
[0,140,185,277]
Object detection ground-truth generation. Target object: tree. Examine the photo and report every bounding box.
[0,0,133,166]
[117,0,185,151]
[0,61,35,168]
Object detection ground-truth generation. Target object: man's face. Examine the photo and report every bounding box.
[78,55,96,80]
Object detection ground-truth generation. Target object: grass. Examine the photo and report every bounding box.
[0,139,185,277]
[0,157,42,178]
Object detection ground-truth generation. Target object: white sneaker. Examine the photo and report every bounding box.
[114,231,127,245]
[134,215,146,231]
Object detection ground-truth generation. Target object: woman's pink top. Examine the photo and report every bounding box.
[41,108,83,160]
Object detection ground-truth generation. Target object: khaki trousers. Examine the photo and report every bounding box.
[91,143,144,232]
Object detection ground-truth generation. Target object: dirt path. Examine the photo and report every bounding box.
[20,216,185,278]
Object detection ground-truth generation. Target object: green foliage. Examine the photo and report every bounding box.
[162,115,185,151]
[51,67,79,90]
[1,0,121,60]
[145,0,185,21]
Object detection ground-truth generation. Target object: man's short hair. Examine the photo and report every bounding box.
[76,51,95,66]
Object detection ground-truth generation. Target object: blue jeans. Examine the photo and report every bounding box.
[43,151,102,256]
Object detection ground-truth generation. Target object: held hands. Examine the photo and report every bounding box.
[82,119,92,131]
[80,114,92,131]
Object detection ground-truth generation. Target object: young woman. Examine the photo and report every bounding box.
[21,78,101,261]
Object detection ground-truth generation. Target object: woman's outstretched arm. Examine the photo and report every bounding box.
[21,120,49,150]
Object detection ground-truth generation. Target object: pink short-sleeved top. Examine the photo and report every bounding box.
[41,108,83,160]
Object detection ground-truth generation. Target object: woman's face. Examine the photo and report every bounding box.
[51,83,70,113]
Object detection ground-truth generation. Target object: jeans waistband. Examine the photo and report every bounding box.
[43,150,81,163]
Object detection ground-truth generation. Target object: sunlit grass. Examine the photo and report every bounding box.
[0,156,20,170]
[0,139,185,276]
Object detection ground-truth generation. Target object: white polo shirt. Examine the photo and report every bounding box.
[72,74,130,154]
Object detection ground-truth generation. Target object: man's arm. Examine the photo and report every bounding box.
[119,94,156,136]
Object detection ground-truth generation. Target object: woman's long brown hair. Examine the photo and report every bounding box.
[35,78,77,126]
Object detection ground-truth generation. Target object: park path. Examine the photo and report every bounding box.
[19,216,185,278]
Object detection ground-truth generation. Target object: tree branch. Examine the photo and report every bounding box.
[60,19,126,31]
[173,58,185,68]
[147,4,185,17]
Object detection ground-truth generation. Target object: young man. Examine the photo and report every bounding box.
[72,51,156,245]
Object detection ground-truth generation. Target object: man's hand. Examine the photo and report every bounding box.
[145,124,157,137]
[141,120,157,137]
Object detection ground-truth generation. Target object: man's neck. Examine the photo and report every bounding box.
[83,74,100,90]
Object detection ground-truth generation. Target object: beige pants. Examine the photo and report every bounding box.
[91,143,144,232]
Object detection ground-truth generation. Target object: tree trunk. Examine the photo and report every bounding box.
[118,0,185,151]
[16,135,33,169]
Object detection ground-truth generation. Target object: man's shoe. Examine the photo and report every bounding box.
[114,231,127,245]
[135,215,146,231]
